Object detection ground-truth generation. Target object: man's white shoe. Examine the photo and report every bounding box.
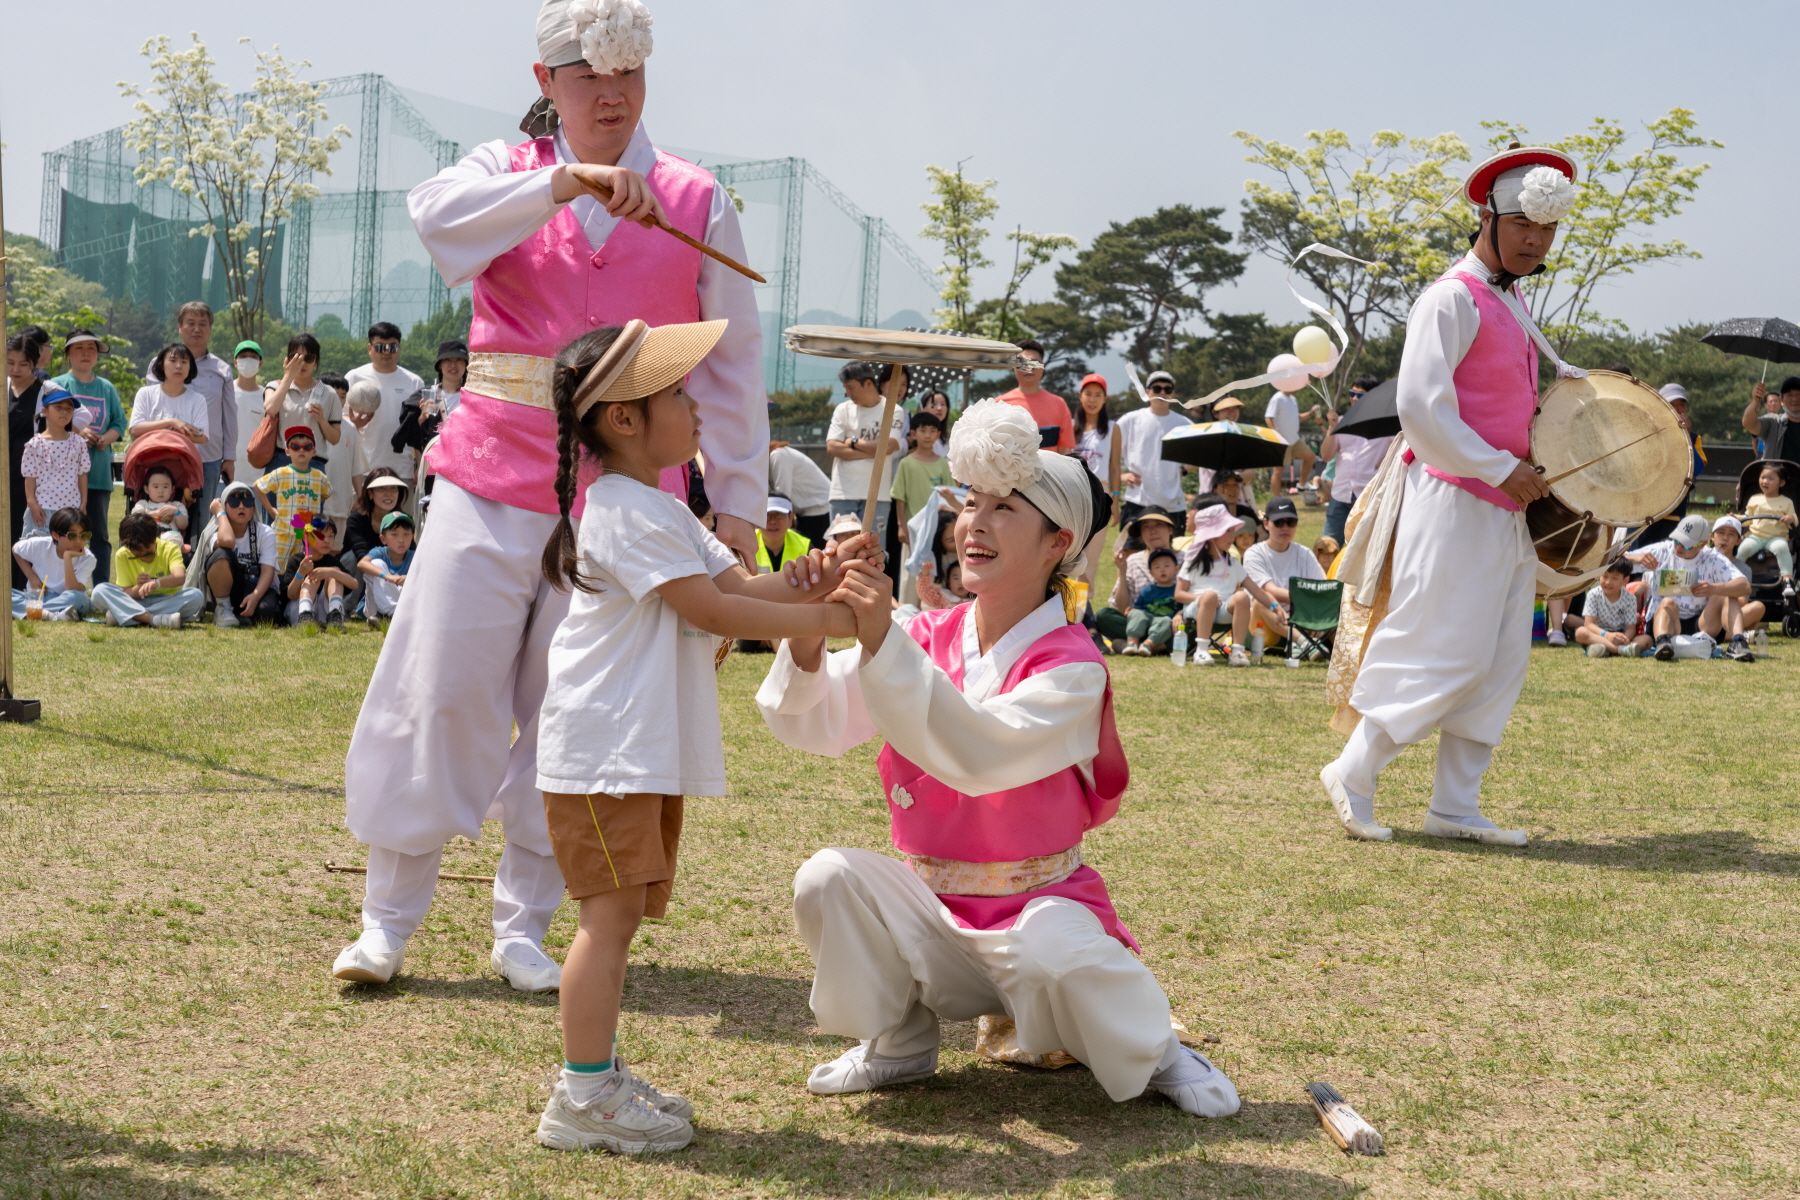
[492,939,562,992]
[806,1043,938,1095]
[214,606,239,628]
[331,929,406,983]
[1318,762,1393,842]
[1422,811,1527,846]
[537,1072,693,1154]
[1148,1045,1241,1117]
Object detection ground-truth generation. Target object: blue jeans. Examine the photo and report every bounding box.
[1323,498,1354,545]
[91,583,205,626]
[12,589,92,619]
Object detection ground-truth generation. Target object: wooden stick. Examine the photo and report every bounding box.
[862,370,908,539]
[574,177,766,283]
[324,861,496,884]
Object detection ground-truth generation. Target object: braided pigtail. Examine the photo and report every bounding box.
[540,326,627,593]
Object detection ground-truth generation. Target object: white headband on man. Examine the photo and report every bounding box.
[1489,165,1577,225]
[537,0,654,72]
[946,401,1095,576]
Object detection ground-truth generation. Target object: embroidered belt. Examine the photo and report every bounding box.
[466,352,555,411]
[906,846,1082,897]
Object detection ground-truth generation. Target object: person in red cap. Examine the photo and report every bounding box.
[1072,372,1119,598]
[1322,145,1582,848]
[254,426,332,569]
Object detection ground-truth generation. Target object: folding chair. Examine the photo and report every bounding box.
[1287,577,1343,661]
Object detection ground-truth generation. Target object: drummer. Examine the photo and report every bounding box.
[1320,145,1580,847]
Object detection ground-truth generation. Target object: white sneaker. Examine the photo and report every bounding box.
[492,939,562,993]
[1422,810,1527,847]
[536,1072,693,1154]
[214,606,239,628]
[104,609,119,626]
[151,613,182,630]
[332,929,406,983]
[1191,647,1214,665]
[1585,642,1608,658]
[1148,1045,1241,1117]
[806,1043,938,1095]
[1319,762,1393,842]
[617,1056,693,1119]
[49,608,79,622]
[1546,630,1568,647]
[1227,647,1251,667]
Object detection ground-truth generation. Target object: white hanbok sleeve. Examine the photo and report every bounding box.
[688,182,768,529]
[757,629,1107,796]
[407,141,561,288]
[1395,278,1519,489]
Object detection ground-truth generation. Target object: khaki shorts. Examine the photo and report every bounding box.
[1282,441,1314,466]
[544,791,684,916]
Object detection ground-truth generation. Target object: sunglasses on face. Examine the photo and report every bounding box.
[225,495,255,509]
[370,342,399,354]
[1148,384,1175,394]
[1272,518,1298,528]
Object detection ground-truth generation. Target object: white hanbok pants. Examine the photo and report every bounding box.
[343,479,570,945]
[794,848,1183,1102]
[1339,461,1536,814]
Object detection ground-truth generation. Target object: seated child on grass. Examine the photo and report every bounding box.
[1121,546,1181,656]
[130,466,188,546]
[11,507,94,620]
[282,514,358,629]
[1576,560,1651,658]
[357,510,416,625]
[91,511,204,628]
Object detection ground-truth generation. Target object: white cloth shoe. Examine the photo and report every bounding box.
[214,606,239,628]
[151,613,182,629]
[1227,647,1251,667]
[536,1071,693,1154]
[492,938,562,992]
[1148,1045,1241,1117]
[807,1042,938,1095]
[1319,762,1393,842]
[331,928,406,983]
[1422,810,1527,847]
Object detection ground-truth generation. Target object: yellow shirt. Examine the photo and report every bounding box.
[112,540,186,594]
[1744,493,1796,542]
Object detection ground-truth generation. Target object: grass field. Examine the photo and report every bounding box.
[3,508,1797,1199]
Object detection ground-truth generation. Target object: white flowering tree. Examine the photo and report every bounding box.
[120,34,348,342]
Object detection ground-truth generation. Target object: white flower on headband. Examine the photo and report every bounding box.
[947,401,1041,497]
[568,0,654,75]
[1518,165,1577,225]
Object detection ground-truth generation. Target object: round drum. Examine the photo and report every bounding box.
[784,325,1027,369]
[1531,369,1690,525]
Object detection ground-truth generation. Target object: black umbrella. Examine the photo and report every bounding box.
[1333,378,1400,440]
[1700,318,1800,364]
[1159,420,1291,471]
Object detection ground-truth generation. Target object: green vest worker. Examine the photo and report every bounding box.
[754,495,811,574]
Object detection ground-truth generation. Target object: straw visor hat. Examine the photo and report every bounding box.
[573,319,727,419]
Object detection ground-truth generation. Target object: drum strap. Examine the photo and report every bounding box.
[1488,281,1585,382]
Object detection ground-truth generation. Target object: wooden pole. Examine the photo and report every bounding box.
[1,128,42,724]
[861,368,907,540]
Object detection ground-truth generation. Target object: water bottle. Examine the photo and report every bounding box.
[1756,627,1769,655]
[1249,632,1265,663]
[1170,627,1188,667]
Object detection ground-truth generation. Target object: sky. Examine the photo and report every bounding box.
[5,0,1796,350]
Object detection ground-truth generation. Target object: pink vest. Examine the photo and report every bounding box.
[427,137,716,516]
[1407,264,1539,511]
[876,603,1138,948]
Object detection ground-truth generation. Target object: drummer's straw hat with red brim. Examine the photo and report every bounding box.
[573,319,728,419]
[1463,146,1579,215]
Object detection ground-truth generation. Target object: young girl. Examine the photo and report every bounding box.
[131,466,189,545]
[1576,560,1650,657]
[531,321,859,1156]
[20,390,88,538]
[1313,535,1340,575]
[1738,464,1796,591]
[1175,504,1279,667]
[1071,374,1120,597]
[759,400,1239,1121]
[1712,516,1768,633]
[344,468,410,568]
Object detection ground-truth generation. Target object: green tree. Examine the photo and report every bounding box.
[919,165,1000,334]
[1053,205,1246,375]
[5,233,145,398]
[980,228,1078,343]
[1236,129,1471,401]
[401,298,475,378]
[1481,111,1720,354]
[120,33,349,344]
[1558,323,1761,443]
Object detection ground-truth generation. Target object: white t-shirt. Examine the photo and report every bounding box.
[322,422,367,523]
[769,445,832,515]
[129,385,210,438]
[12,535,95,595]
[1074,423,1120,484]
[217,520,279,572]
[1264,390,1300,442]
[232,381,267,471]
[344,363,424,476]
[1116,407,1190,510]
[1180,552,1246,610]
[1242,540,1325,591]
[826,399,909,502]
[536,473,740,796]
[1639,540,1740,619]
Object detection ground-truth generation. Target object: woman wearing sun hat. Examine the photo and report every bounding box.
[1323,144,1583,848]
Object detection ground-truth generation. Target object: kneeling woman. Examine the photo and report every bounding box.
[757,401,1239,1117]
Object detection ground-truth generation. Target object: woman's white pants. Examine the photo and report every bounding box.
[793,847,1184,1102]
[1338,462,1537,812]
[343,479,570,944]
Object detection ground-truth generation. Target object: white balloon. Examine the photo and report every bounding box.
[1293,325,1335,364]
[1267,353,1308,395]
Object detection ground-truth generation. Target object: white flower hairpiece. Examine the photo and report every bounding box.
[947,401,1041,497]
[1517,165,1577,225]
[567,0,654,75]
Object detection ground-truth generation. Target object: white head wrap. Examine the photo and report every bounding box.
[536,0,654,73]
[947,401,1097,577]
[1490,164,1578,224]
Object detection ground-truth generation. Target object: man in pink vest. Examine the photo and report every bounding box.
[334,0,766,987]
[1320,146,1581,848]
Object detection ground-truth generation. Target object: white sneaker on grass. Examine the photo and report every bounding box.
[807,1043,937,1094]
[491,938,561,992]
[151,613,182,630]
[1585,642,1608,658]
[1227,647,1251,667]
[331,928,406,983]
[536,1071,693,1154]
[1148,1044,1241,1117]
[617,1056,692,1119]
[214,606,239,628]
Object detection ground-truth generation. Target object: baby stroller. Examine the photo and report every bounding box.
[122,431,205,553]
[1730,458,1800,638]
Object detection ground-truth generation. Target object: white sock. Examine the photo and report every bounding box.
[298,598,314,615]
[562,1063,618,1107]
[328,595,344,613]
